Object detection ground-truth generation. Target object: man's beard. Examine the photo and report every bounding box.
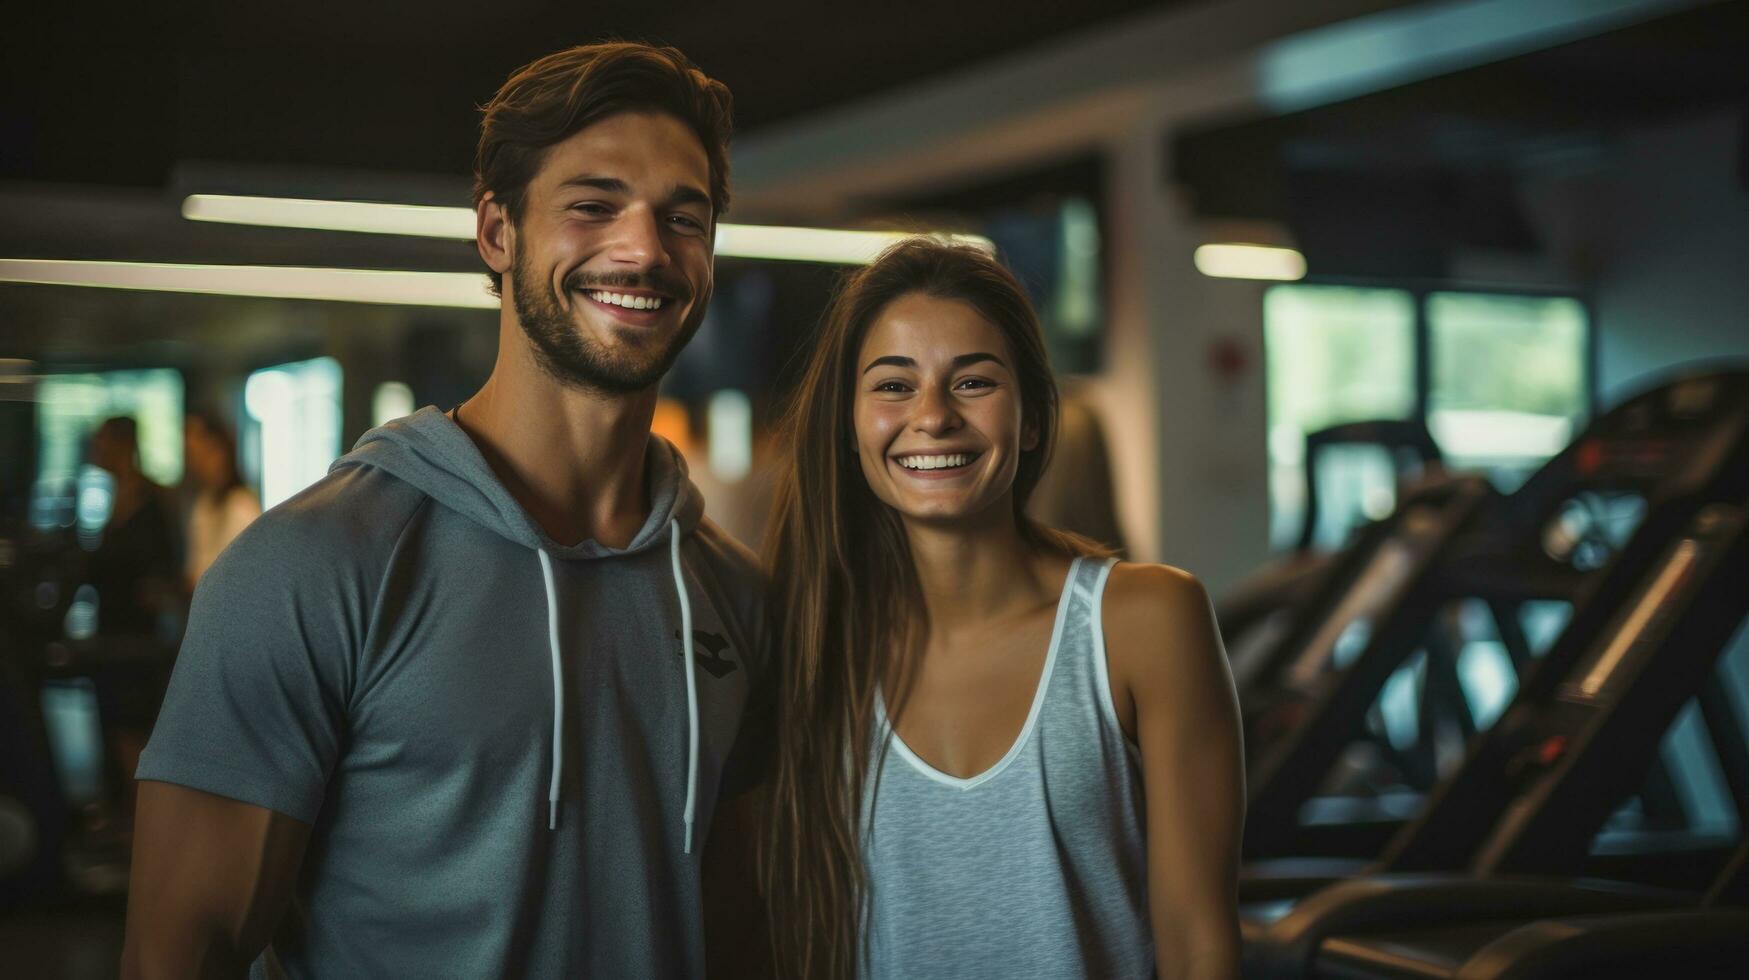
[509,249,707,394]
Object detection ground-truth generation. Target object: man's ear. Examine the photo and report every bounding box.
[477,193,513,281]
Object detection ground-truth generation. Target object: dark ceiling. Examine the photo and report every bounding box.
[1171,1,1749,276]
[1,0,1175,189]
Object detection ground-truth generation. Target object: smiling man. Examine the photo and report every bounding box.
[122,44,770,978]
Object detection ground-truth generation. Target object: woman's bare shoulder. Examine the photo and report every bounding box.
[1101,562,1227,689]
[1103,562,1211,629]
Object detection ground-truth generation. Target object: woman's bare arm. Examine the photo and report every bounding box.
[122,781,310,980]
[1104,563,1245,980]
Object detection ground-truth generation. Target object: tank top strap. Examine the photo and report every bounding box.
[1037,556,1118,706]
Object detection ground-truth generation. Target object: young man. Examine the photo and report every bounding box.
[122,43,769,977]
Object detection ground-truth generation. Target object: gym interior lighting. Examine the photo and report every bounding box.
[0,259,499,309]
[1193,243,1308,281]
[180,194,993,265]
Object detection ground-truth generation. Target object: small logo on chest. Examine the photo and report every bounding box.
[674,629,738,678]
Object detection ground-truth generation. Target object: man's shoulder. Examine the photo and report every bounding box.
[216,464,429,579]
[687,517,764,585]
[685,517,768,632]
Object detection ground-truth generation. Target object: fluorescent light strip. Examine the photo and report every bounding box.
[181,194,992,264]
[716,223,993,264]
[182,194,474,238]
[0,259,499,309]
[1193,243,1307,281]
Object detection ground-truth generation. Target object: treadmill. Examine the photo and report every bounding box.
[1244,491,1749,978]
[1318,837,1749,979]
[1244,368,1749,862]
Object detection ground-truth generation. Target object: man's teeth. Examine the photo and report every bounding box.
[897,453,973,470]
[585,290,664,311]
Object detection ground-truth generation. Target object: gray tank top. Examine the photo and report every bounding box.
[862,556,1153,979]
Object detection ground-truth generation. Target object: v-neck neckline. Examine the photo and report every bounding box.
[876,557,1083,791]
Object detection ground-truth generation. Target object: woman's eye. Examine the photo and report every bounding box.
[872,380,911,393]
[955,377,995,390]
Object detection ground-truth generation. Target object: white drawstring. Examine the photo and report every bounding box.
[670,519,699,854]
[538,527,697,851]
[538,549,564,831]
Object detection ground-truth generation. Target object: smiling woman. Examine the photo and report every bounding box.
[761,239,1245,980]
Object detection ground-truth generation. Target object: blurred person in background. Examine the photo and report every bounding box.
[81,416,179,827]
[1027,384,1127,556]
[761,240,1243,980]
[123,41,770,979]
[85,416,177,636]
[180,409,260,592]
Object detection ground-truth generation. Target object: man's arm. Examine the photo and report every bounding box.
[121,781,311,980]
[1105,563,1245,980]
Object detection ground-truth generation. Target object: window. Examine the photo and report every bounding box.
[1264,286,1416,549]
[1265,284,1591,549]
[241,357,343,510]
[1428,292,1589,489]
[30,368,184,531]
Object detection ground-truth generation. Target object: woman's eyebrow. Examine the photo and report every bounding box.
[861,352,1007,375]
[862,355,915,375]
[951,352,1005,370]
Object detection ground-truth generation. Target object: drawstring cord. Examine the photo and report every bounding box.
[538,549,564,830]
[537,524,698,855]
[671,519,700,854]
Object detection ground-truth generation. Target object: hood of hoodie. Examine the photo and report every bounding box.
[332,405,704,559]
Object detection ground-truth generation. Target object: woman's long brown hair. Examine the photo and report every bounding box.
[760,239,1109,979]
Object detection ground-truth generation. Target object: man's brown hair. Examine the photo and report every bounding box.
[474,42,734,295]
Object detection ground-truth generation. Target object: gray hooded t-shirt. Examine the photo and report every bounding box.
[136,407,771,978]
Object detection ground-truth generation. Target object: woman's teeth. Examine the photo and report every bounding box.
[896,453,973,470]
[586,290,664,311]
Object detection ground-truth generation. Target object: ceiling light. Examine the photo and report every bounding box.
[1193,243,1307,281]
[0,259,498,308]
[181,194,992,264]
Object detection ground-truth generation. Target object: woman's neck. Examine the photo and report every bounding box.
[904,503,1056,634]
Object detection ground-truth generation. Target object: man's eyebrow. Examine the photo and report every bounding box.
[558,175,628,193]
[666,185,712,210]
[556,175,711,210]
[861,352,1007,375]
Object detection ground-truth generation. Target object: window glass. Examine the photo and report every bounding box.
[1428,292,1588,490]
[1265,285,1416,549]
[31,369,184,530]
[241,357,342,510]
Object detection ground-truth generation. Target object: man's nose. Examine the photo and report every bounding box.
[605,207,671,269]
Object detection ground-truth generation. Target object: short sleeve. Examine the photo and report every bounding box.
[135,500,363,823]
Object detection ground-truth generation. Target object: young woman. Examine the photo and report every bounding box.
[761,240,1244,979]
[181,409,260,591]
